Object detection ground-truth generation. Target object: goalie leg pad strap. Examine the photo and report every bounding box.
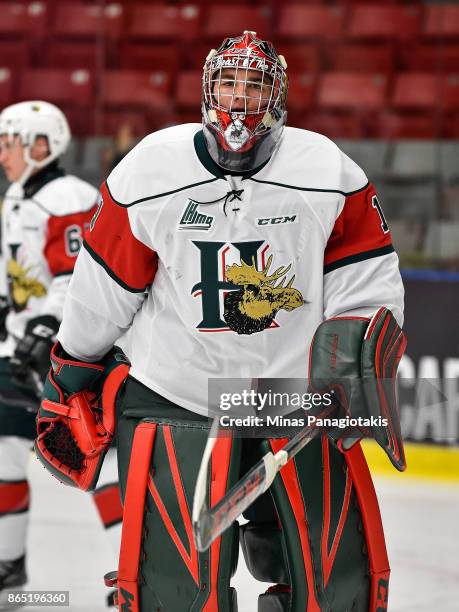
[116,385,242,611]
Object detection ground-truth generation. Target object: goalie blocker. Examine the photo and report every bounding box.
[104,308,405,612]
[309,306,407,471]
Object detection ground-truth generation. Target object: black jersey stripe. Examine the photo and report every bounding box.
[249,177,370,197]
[82,241,148,293]
[324,245,395,274]
[105,176,220,208]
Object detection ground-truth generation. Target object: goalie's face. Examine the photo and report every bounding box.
[212,68,274,114]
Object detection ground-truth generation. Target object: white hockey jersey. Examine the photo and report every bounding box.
[0,165,98,356]
[58,124,404,416]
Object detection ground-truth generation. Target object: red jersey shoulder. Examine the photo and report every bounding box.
[324,183,393,273]
[84,181,157,293]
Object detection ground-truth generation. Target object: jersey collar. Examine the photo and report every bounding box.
[23,161,66,199]
[193,130,269,180]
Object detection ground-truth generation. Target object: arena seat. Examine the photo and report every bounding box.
[274,43,320,74]
[293,112,364,140]
[286,72,316,112]
[19,69,93,106]
[175,71,203,110]
[392,73,459,112]
[400,43,459,72]
[127,4,201,40]
[101,70,171,109]
[424,5,459,40]
[53,3,124,39]
[0,40,29,70]
[204,5,272,40]
[371,111,439,139]
[0,2,48,38]
[43,41,98,70]
[318,72,387,110]
[324,43,394,75]
[348,4,422,41]
[278,5,346,40]
[118,43,181,73]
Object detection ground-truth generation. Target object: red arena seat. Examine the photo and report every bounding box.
[278,5,346,40]
[370,111,440,139]
[274,43,320,74]
[19,69,94,106]
[324,43,394,75]
[204,5,272,40]
[293,112,364,140]
[118,43,181,73]
[424,5,459,39]
[400,43,459,72]
[53,3,124,39]
[318,72,387,110]
[286,72,316,112]
[43,42,99,70]
[392,72,459,112]
[101,70,171,109]
[348,4,422,41]
[127,4,201,40]
[0,40,29,69]
[175,71,203,110]
[0,2,48,38]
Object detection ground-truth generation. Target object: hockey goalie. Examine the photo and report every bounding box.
[35,32,406,611]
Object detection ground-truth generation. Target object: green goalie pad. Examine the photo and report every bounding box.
[309,307,407,471]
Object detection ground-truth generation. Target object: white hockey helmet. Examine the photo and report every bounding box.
[0,100,71,184]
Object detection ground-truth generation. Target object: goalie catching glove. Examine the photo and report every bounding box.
[309,307,407,471]
[35,342,130,491]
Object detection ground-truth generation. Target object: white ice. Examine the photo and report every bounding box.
[16,455,459,612]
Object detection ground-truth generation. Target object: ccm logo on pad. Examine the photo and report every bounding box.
[257,215,297,226]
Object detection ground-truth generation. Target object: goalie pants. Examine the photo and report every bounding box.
[115,377,390,612]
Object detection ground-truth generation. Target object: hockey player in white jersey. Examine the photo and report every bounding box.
[0,101,123,609]
[36,33,406,611]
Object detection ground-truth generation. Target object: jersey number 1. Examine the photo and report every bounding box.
[372,195,389,234]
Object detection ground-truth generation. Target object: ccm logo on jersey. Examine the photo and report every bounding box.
[178,200,214,231]
[257,215,297,226]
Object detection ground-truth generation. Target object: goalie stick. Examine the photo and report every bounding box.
[192,409,332,552]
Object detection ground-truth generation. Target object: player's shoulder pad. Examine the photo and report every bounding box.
[106,123,213,207]
[32,174,99,216]
[256,126,367,196]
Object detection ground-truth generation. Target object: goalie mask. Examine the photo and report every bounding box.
[202,31,288,173]
[0,100,71,186]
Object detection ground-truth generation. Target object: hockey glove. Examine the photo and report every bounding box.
[309,307,407,471]
[35,342,130,491]
[10,315,59,390]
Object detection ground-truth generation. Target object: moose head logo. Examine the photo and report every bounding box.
[224,254,304,334]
